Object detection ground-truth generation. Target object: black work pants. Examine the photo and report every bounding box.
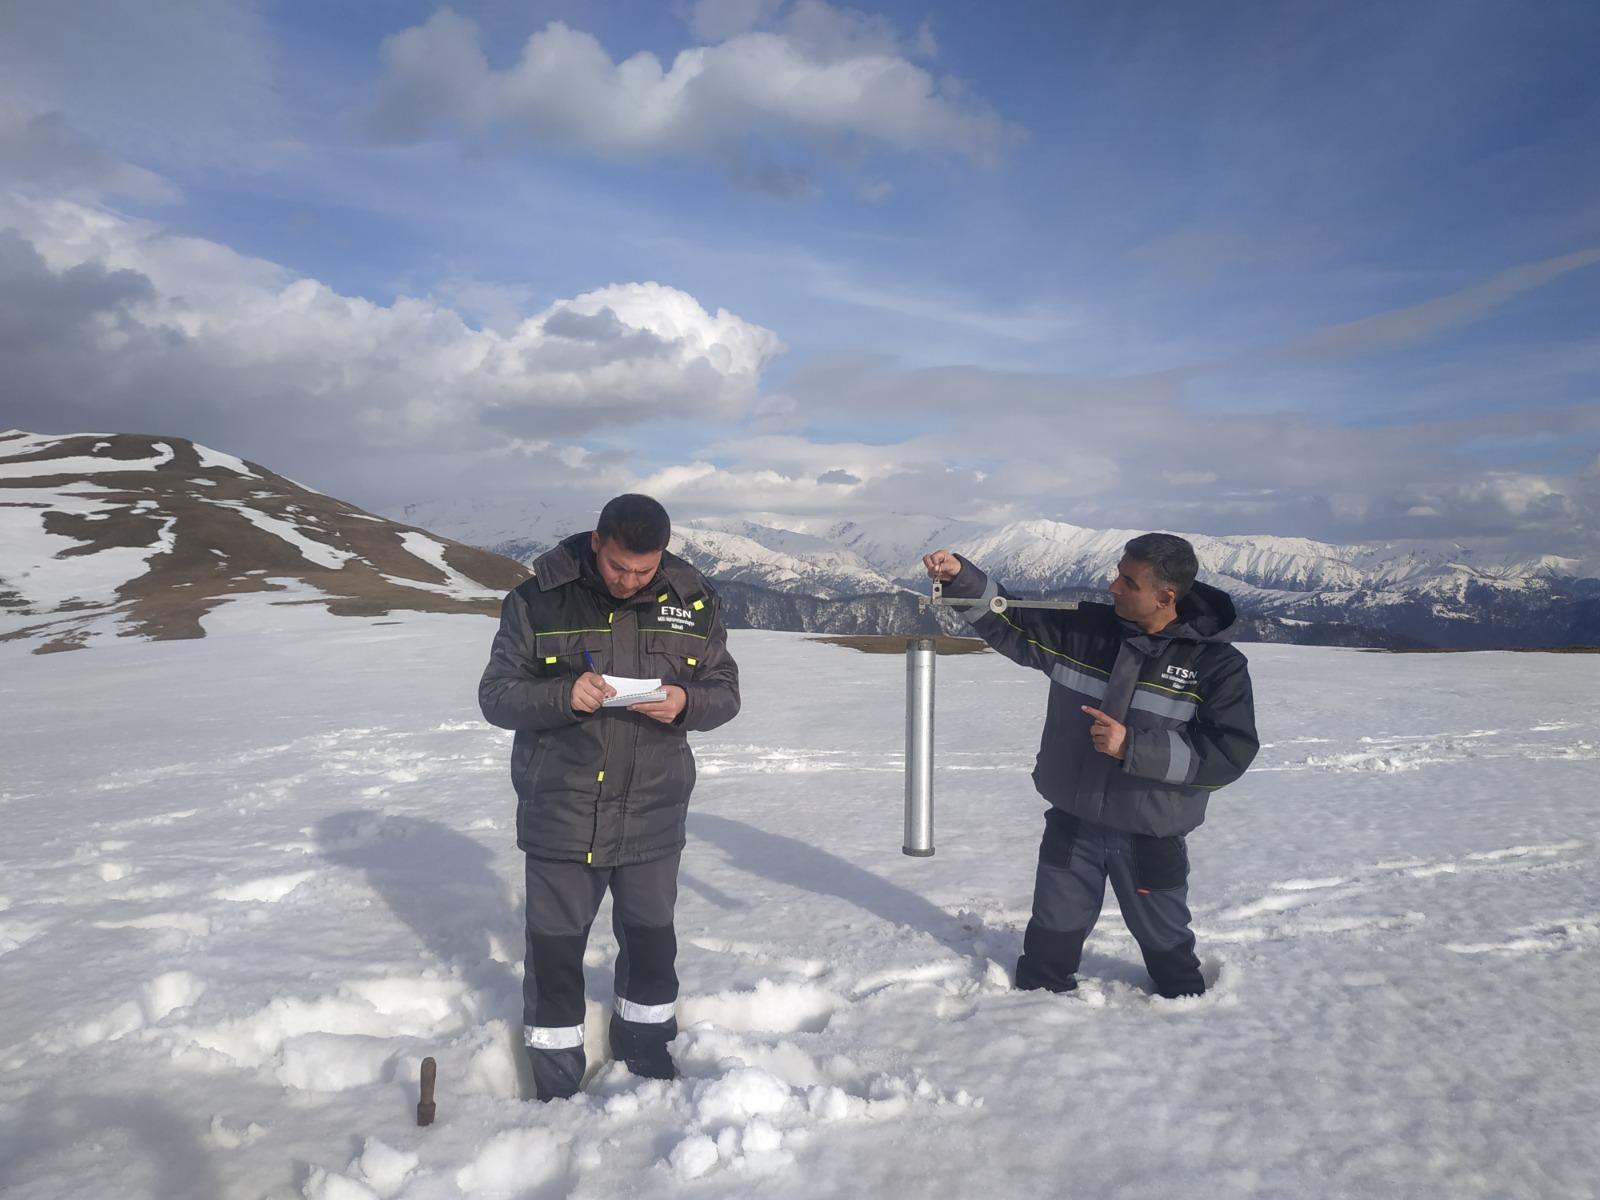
[522,851,680,1100]
[1015,812,1205,999]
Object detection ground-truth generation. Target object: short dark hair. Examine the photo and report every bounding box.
[1124,532,1198,600]
[596,493,671,553]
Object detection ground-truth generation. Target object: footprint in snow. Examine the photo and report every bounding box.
[1445,914,1600,957]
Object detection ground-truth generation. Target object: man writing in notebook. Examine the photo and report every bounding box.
[480,494,740,1100]
[923,533,1257,999]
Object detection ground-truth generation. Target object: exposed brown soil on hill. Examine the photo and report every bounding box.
[1,432,530,652]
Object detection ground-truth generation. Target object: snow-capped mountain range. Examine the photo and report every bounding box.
[5,429,1591,653]
[1,431,526,653]
[399,498,1600,649]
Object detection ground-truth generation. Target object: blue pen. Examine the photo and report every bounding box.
[582,648,614,706]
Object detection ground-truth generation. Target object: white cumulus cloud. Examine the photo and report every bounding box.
[0,196,782,483]
[366,5,1018,174]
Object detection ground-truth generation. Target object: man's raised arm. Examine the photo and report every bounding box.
[924,549,1082,676]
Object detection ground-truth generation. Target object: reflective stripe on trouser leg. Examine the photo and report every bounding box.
[609,852,681,1024]
[523,855,609,1030]
[523,855,611,1099]
[524,931,589,1031]
[523,930,589,1099]
[613,922,679,1023]
[1017,813,1109,993]
[611,925,680,1077]
[611,920,679,1073]
[1106,834,1203,998]
[608,854,681,1074]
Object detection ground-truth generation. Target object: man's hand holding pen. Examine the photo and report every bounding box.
[571,648,615,713]
[571,671,615,713]
[571,647,686,722]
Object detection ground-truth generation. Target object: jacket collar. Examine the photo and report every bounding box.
[531,533,586,590]
[533,531,702,601]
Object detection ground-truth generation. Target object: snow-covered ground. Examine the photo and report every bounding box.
[2,605,1597,1199]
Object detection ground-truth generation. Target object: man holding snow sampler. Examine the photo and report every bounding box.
[924,533,1258,998]
[479,494,740,1101]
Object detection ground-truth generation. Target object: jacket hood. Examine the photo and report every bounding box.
[1121,579,1238,648]
[1160,579,1238,643]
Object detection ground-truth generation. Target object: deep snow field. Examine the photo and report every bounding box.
[2,600,1597,1199]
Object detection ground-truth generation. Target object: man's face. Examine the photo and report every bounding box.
[1108,556,1172,626]
[591,532,662,600]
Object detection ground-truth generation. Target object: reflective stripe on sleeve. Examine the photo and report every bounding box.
[960,575,1000,625]
[1050,662,1108,702]
[1128,688,1200,721]
[1164,731,1194,784]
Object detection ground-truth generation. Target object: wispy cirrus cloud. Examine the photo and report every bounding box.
[0,98,179,204]
[1288,247,1600,357]
[0,0,284,174]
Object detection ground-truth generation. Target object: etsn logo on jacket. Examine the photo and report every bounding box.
[1160,664,1198,687]
[658,605,696,631]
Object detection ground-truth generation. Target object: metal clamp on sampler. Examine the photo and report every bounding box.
[903,585,1079,859]
[925,581,1081,614]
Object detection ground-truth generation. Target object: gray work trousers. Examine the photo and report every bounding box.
[1016,812,1205,998]
[522,851,680,1100]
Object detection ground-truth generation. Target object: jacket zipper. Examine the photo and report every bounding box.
[585,609,615,865]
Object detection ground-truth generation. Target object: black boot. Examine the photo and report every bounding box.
[1015,952,1078,993]
[526,1044,585,1102]
[1142,941,1205,999]
[1015,921,1086,993]
[609,1012,679,1081]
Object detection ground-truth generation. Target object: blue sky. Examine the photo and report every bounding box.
[2,0,1597,550]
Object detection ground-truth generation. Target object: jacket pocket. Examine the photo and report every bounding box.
[515,737,547,840]
[528,736,549,787]
[533,630,611,675]
[1131,833,1189,891]
[679,736,696,795]
[638,629,704,682]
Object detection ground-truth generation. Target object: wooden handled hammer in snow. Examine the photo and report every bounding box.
[416,1057,437,1126]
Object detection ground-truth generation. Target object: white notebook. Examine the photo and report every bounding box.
[601,674,668,706]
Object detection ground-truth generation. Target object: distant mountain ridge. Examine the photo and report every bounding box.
[399,499,1600,649]
[7,431,1585,654]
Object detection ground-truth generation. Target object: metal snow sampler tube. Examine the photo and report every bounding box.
[902,584,1080,858]
[903,637,936,857]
